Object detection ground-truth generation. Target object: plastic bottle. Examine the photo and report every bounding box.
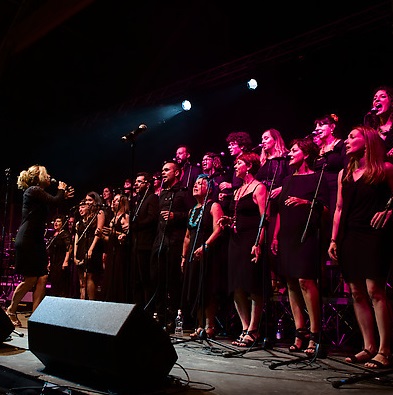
[174,309,184,337]
[276,318,283,340]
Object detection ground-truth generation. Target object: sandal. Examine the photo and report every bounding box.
[304,332,319,357]
[345,348,375,364]
[232,328,248,346]
[190,327,204,340]
[364,352,392,369]
[289,327,309,352]
[235,329,260,348]
[5,309,21,327]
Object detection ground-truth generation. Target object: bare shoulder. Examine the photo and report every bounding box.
[384,161,393,175]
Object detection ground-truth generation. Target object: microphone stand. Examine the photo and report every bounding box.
[269,164,328,370]
[0,168,12,301]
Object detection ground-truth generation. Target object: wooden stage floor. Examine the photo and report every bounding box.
[0,304,393,395]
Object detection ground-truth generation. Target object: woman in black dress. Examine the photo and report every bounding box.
[181,174,224,339]
[73,192,105,300]
[219,152,269,347]
[272,138,329,356]
[255,128,291,292]
[328,125,393,369]
[6,165,74,326]
[47,214,72,297]
[101,193,129,303]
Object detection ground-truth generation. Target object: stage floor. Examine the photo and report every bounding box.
[0,308,393,395]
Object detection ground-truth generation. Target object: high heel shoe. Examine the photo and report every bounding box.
[5,309,21,327]
[289,327,309,352]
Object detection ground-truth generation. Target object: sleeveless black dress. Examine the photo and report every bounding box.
[337,170,393,281]
[227,187,270,297]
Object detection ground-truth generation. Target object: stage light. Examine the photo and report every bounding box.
[247,79,258,90]
[181,100,192,111]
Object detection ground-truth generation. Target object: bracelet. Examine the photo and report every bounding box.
[203,243,209,251]
[181,255,186,259]
[330,239,336,243]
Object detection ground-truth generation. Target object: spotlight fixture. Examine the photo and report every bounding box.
[247,79,258,90]
[181,100,192,111]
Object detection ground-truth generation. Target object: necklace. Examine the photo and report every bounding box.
[189,205,203,228]
[232,180,255,232]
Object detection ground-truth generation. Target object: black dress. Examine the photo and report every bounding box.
[14,186,65,277]
[227,187,270,296]
[47,229,72,296]
[277,173,330,280]
[101,213,129,303]
[181,201,226,318]
[337,170,393,281]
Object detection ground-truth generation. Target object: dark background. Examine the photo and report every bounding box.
[0,0,392,231]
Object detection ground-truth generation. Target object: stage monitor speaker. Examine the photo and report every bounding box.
[0,308,14,342]
[28,297,178,392]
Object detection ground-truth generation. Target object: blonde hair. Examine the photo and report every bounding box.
[260,128,289,166]
[17,165,48,190]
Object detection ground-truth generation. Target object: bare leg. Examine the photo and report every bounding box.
[346,280,377,362]
[233,288,251,332]
[32,275,48,311]
[365,278,391,367]
[287,278,308,350]
[86,273,96,300]
[8,276,38,314]
[299,278,320,334]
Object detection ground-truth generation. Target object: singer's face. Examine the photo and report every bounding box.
[234,159,248,179]
[314,121,333,141]
[201,155,213,172]
[53,218,63,230]
[373,90,392,115]
[345,128,365,155]
[193,178,208,197]
[228,141,242,157]
[162,163,178,185]
[288,144,305,167]
[134,176,148,193]
[261,131,274,153]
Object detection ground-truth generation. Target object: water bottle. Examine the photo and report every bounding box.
[276,318,283,340]
[174,309,184,337]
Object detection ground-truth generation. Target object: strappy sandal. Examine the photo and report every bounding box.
[365,352,392,369]
[289,327,309,352]
[232,328,248,346]
[345,348,375,364]
[6,309,21,327]
[235,329,260,348]
[304,332,319,357]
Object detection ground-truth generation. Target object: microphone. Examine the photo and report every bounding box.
[370,104,382,113]
[121,124,148,140]
[50,178,58,185]
[251,144,262,152]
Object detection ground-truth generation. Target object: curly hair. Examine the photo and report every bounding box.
[226,131,253,152]
[17,164,48,190]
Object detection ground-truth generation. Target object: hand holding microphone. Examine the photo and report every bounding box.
[51,178,75,199]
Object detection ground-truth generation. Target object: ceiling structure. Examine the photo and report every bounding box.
[0,0,392,207]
